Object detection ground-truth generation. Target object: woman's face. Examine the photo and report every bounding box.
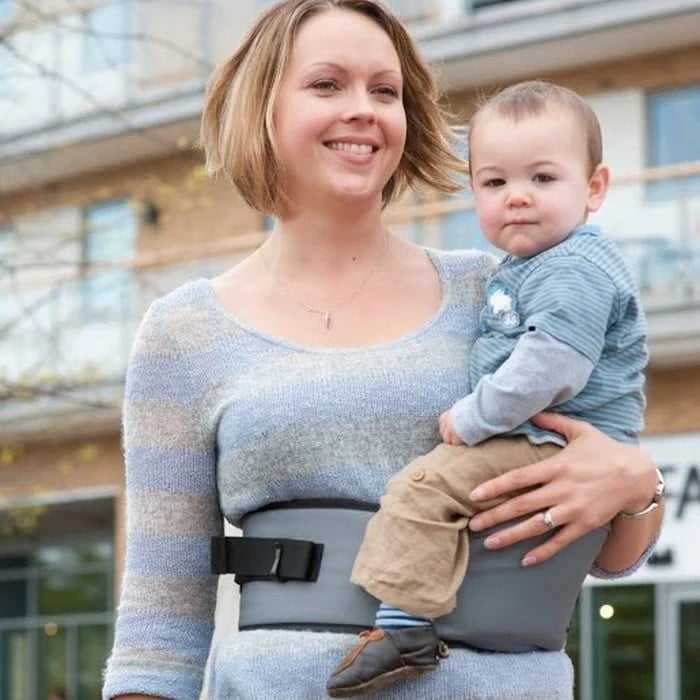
[273,8,407,213]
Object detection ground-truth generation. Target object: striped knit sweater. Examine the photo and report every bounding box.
[103,248,645,700]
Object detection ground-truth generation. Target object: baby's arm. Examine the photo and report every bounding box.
[450,259,618,446]
[449,329,593,445]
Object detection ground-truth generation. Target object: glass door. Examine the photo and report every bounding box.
[571,583,656,700]
[657,583,700,700]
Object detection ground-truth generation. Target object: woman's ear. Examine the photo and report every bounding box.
[586,164,610,213]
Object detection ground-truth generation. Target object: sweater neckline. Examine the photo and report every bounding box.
[200,247,451,354]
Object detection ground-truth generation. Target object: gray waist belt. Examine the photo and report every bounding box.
[214,499,608,652]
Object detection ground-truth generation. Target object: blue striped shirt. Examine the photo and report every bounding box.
[454,225,647,446]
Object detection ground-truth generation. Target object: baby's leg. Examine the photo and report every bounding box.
[328,438,558,697]
[351,436,559,618]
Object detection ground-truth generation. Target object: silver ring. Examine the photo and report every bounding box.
[543,510,556,530]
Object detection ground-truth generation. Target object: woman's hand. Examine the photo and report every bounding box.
[467,412,660,567]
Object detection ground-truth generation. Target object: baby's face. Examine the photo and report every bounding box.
[469,106,606,258]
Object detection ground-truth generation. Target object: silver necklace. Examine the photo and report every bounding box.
[259,233,390,331]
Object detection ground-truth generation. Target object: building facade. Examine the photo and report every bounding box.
[0,1,699,698]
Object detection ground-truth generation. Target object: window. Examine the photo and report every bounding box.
[647,83,700,199]
[0,499,114,700]
[0,0,15,26]
[387,1,434,23]
[591,585,655,700]
[82,0,133,72]
[81,198,136,323]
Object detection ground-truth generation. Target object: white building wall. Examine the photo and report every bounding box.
[588,88,696,257]
[589,89,646,174]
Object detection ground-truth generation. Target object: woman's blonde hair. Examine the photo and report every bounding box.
[200,0,467,214]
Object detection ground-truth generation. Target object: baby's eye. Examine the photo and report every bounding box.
[311,79,340,93]
[483,178,505,188]
[533,173,555,183]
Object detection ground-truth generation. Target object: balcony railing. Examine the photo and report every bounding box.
[387,160,700,307]
[1,162,699,438]
[1,0,697,184]
[3,0,695,140]
[0,0,258,140]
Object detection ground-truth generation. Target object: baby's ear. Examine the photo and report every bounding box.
[587,164,609,213]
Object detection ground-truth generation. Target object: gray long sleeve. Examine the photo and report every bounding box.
[451,328,594,446]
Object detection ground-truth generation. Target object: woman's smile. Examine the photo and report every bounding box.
[273,9,406,211]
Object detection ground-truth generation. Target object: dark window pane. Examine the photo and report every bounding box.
[0,579,27,618]
[1,630,29,700]
[565,598,581,700]
[39,570,109,615]
[36,541,112,569]
[35,539,111,615]
[592,585,655,700]
[681,600,700,700]
[0,556,28,570]
[38,624,67,700]
[78,624,113,700]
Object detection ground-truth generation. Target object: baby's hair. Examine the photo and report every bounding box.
[469,80,602,175]
[200,0,468,215]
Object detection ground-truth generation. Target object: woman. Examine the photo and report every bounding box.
[102,1,663,698]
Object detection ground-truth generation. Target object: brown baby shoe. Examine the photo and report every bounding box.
[326,625,449,697]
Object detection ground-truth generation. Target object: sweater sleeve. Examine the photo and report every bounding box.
[102,299,223,700]
[451,328,594,446]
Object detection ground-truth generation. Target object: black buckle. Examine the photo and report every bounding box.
[211,536,324,584]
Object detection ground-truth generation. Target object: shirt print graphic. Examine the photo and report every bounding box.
[484,280,521,332]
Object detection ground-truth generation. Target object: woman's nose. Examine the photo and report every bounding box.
[341,90,377,124]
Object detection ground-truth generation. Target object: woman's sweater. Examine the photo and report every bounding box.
[103,248,642,699]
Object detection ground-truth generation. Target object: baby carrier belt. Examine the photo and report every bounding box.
[212,499,608,652]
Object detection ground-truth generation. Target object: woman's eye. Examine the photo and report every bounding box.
[311,80,339,92]
[373,85,399,98]
[533,173,555,183]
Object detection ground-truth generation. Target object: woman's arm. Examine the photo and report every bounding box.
[102,299,221,699]
[467,412,663,570]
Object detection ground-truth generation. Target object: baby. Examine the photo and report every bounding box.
[327,80,648,697]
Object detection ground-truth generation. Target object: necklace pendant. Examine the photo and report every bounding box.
[325,311,332,331]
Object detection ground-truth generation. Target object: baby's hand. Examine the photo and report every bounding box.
[439,410,465,446]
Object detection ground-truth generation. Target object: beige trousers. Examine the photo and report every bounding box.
[350,436,561,618]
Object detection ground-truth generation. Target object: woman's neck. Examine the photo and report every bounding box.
[269,204,387,277]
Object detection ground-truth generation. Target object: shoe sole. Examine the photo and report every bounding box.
[327,663,437,697]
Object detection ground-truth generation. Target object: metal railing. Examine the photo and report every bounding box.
[0,612,113,700]
[0,0,217,137]
[1,161,699,426]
